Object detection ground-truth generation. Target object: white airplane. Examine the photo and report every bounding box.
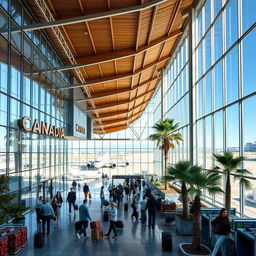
[86,154,129,169]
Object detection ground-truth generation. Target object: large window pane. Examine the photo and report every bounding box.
[226,104,239,153]
[214,61,223,110]
[242,0,256,34]
[226,47,238,104]
[226,0,238,50]
[242,29,256,97]
[214,16,223,62]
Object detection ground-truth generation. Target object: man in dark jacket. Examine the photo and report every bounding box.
[145,194,158,229]
[67,187,76,215]
[83,183,90,199]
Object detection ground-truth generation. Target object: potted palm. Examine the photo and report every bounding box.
[149,118,183,189]
[0,175,16,225]
[213,152,252,214]
[8,204,30,225]
[166,161,193,235]
[179,165,223,256]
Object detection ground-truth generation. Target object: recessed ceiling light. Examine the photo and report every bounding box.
[84,32,88,35]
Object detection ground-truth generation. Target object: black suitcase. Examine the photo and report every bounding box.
[115,220,124,229]
[162,232,172,251]
[103,211,109,222]
[124,202,128,211]
[75,221,83,231]
[103,200,110,206]
[74,204,78,211]
[34,232,44,248]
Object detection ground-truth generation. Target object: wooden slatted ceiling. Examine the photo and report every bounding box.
[25,0,194,134]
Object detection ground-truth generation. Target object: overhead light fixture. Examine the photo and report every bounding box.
[84,32,88,35]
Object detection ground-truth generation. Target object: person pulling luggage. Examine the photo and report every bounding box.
[105,202,117,239]
[77,199,91,239]
[40,199,56,236]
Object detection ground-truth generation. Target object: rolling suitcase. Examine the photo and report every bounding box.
[124,202,128,211]
[34,232,44,248]
[90,220,101,229]
[115,220,124,229]
[162,232,172,251]
[91,228,102,241]
[103,211,109,222]
[75,221,83,231]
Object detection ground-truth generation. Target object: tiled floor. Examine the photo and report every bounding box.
[19,180,192,256]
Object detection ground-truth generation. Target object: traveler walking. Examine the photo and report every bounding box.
[211,208,232,256]
[55,191,63,206]
[145,194,157,229]
[100,186,105,208]
[131,200,139,221]
[72,180,77,190]
[36,196,43,223]
[83,183,90,199]
[108,183,113,199]
[66,187,76,215]
[77,199,91,239]
[52,196,60,227]
[105,202,117,239]
[40,199,56,236]
[139,196,147,220]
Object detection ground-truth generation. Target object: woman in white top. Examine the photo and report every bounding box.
[105,202,117,238]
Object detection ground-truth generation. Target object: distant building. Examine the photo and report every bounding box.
[244,142,256,152]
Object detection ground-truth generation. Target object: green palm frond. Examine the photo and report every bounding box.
[213,152,245,172]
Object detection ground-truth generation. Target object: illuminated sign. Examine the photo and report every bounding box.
[20,116,65,138]
[76,124,85,134]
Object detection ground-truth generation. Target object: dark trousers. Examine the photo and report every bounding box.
[69,201,75,213]
[107,220,117,236]
[148,211,156,227]
[117,198,121,208]
[42,215,51,234]
[80,220,89,236]
[36,208,41,222]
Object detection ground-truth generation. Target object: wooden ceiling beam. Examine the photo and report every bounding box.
[93,118,128,127]
[85,89,155,112]
[45,29,182,73]
[91,100,150,120]
[22,0,168,31]
[94,125,128,134]
[61,55,169,90]
[147,5,158,45]
[76,76,159,102]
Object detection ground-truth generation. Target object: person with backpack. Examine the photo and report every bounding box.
[66,187,76,215]
[83,183,90,199]
[40,199,56,236]
[211,208,232,256]
[77,199,91,239]
[105,202,117,239]
[145,194,158,229]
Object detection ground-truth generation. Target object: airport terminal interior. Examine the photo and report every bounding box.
[0,0,256,255]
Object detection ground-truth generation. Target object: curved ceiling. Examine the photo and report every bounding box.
[24,0,194,134]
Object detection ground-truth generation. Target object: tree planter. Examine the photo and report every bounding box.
[12,217,25,226]
[175,215,193,235]
[178,243,211,256]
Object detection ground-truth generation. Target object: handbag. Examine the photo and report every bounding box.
[74,204,79,211]
[89,193,92,199]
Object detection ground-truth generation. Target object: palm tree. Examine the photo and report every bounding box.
[149,119,183,190]
[166,161,191,220]
[186,166,223,252]
[213,151,252,214]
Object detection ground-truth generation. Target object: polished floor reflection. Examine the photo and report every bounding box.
[20,180,191,256]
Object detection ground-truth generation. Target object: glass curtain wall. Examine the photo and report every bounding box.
[0,1,69,209]
[68,103,155,177]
